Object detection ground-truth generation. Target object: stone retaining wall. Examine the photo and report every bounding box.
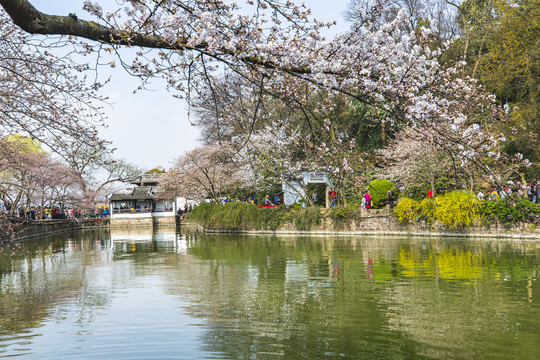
[186,208,540,239]
[110,217,154,227]
[5,218,109,242]
[110,216,178,227]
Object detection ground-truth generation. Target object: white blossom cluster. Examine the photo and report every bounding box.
[74,0,527,174]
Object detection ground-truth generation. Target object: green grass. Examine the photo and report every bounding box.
[189,202,322,231]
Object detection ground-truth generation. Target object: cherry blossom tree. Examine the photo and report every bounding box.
[160,142,254,202]
[0,0,526,182]
[378,128,451,193]
[0,9,106,153]
[53,137,142,205]
[378,122,530,194]
[0,137,81,213]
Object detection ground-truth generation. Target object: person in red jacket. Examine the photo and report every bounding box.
[329,189,337,207]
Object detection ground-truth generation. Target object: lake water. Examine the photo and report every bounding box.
[0,228,539,359]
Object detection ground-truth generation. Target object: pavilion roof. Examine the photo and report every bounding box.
[109,186,157,201]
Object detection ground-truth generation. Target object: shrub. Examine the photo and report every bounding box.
[481,198,540,224]
[189,202,321,231]
[190,202,257,230]
[395,192,482,229]
[393,197,419,224]
[330,206,357,221]
[290,207,321,231]
[434,191,480,229]
[367,179,399,208]
[419,198,436,224]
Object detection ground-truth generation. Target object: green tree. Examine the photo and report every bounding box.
[455,0,540,178]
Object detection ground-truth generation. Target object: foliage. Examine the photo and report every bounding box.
[145,167,166,174]
[395,191,481,229]
[481,198,540,224]
[0,11,106,153]
[418,198,437,225]
[329,205,362,227]
[289,207,322,231]
[396,191,540,229]
[189,202,256,231]
[160,143,254,202]
[5,135,44,153]
[1,0,537,212]
[0,137,81,211]
[367,179,397,209]
[393,197,419,224]
[0,0,514,184]
[433,192,481,229]
[454,0,540,178]
[189,202,321,231]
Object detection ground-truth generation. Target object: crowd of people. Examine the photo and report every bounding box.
[218,193,284,207]
[478,182,540,203]
[0,202,110,220]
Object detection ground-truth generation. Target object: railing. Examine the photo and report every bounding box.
[112,209,174,214]
[113,209,152,213]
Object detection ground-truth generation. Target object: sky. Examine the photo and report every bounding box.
[31,0,352,171]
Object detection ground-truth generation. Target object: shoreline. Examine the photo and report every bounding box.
[2,218,110,243]
[3,218,538,243]
[180,221,540,240]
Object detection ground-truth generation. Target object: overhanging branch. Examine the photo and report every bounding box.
[0,0,320,75]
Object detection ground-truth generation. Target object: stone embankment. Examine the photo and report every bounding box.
[185,208,540,239]
[3,218,109,242]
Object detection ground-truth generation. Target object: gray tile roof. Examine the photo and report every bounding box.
[132,173,163,186]
[109,186,156,201]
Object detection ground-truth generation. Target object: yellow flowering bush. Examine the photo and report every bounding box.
[393,197,419,224]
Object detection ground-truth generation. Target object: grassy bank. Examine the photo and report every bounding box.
[188,194,540,234]
[188,202,322,231]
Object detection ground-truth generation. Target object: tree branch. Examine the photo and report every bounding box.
[0,0,191,49]
[0,0,322,75]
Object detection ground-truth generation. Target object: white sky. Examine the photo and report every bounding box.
[31,0,352,171]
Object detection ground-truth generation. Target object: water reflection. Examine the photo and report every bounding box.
[0,229,539,359]
[110,227,187,255]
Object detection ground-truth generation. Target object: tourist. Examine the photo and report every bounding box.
[264,195,272,206]
[387,188,394,209]
[329,188,337,207]
[365,191,372,210]
[477,190,485,201]
[517,184,524,198]
[489,187,499,201]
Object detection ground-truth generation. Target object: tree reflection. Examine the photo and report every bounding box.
[0,230,538,359]
[0,230,112,338]
[181,234,540,359]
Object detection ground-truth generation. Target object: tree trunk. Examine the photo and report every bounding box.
[472,35,487,79]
